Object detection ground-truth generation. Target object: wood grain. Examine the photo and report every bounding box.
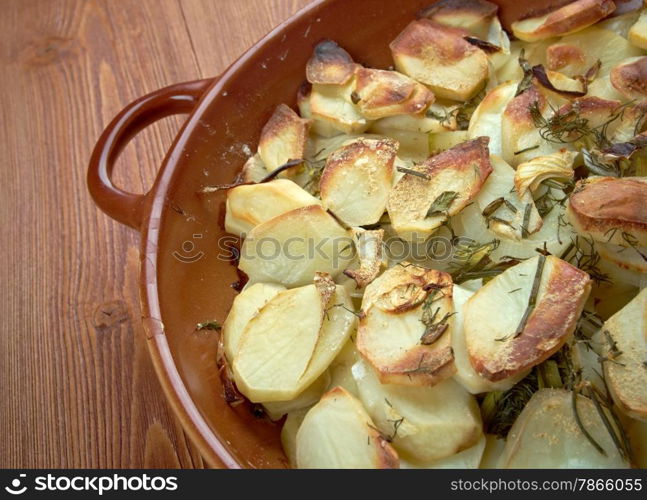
[0,0,312,468]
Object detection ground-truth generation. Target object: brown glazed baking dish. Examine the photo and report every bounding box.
[87,0,640,469]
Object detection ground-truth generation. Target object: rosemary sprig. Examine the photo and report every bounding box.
[572,387,606,456]
[520,204,532,239]
[427,191,458,217]
[512,254,546,339]
[196,320,222,331]
[515,49,533,97]
[397,165,430,180]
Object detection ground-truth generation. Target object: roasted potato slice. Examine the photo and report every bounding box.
[233,282,355,402]
[596,241,647,274]
[452,284,528,394]
[320,137,397,227]
[310,81,370,135]
[258,104,310,173]
[352,359,482,463]
[511,0,616,42]
[327,340,360,397]
[239,205,354,287]
[306,40,356,85]
[295,387,400,469]
[281,407,310,468]
[390,19,489,101]
[428,130,469,154]
[418,0,499,40]
[357,264,456,386]
[628,9,647,50]
[297,82,343,137]
[225,179,321,237]
[464,255,591,382]
[343,228,384,288]
[498,389,629,468]
[222,282,286,363]
[600,288,647,421]
[468,80,517,157]
[567,177,647,248]
[353,67,434,120]
[387,137,492,241]
[610,56,647,101]
[401,435,486,469]
[239,154,269,183]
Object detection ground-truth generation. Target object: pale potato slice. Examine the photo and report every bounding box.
[480,434,506,468]
[281,407,310,468]
[567,177,647,248]
[387,137,493,241]
[372,102,459,134]
[514,150,576,197]
[352,359,482,463]
[400,435,486,469]
[600,288,647,421]
[357,264,456,386]
[320,138,397,227]
[239,205,354,287]
[232,284,325,402]
[628,9,647,50]
[353,67,434,120]
[428,130,469,154]
[546,43,587,73]
[468,80,517,157]
[327,340,360,397]
[239,154,269,183]
[297,82,343,137]
[295,387,399,469]
[225,179,321,237]
[452,284,528,394]
[262,371,331,421]
[233,283,356,402]
[597,241,647,274]
[498,389,629,468]
[222,282,286,363]
[343,228,384,288]
[596,8,640,37]
[610,56,647,100]
[511,0,616,42]
[306,40,356,85]
[464,255,591,381]
[546,25,643,78]
[390,19,489,101]
[626,417,647,468]
[258,104,310,173]
[310,81,370,135]
[368,129,430,163]
[418,0,499,39]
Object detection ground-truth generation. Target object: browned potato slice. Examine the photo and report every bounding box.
[511,0,616,42]
[295,387,399,469]
[306,40,356,85]
[610,56,647,100]
[352,359,482,463]
[310,81,370,135]
[464,255,591,382]
[343,228,384,288]
[225,179,321,237]
[387,137,492,241]
[353,67,434,120]
[239,205,354,287]
[258,104,310,173]
[628,9,647,50]
[600,288,647,421]
[499,389,629,468]
[546,43,586,72]
[390,19,489,101]
[357,263,456,387]
[419,0,498,39]
[320,138,397,227]
[567,177,647,248]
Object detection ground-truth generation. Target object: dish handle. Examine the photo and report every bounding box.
[87,78,213,229]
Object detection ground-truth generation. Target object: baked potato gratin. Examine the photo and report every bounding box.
[203,0,647,469]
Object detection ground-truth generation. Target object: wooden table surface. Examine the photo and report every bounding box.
[0,0,312,469]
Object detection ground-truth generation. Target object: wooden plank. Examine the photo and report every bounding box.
[0,0,311,468]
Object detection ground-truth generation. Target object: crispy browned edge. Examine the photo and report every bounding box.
[567,177,647,241]
[306,40,356,85]
[470,257,591,381]
[610,56,647,99]
[258,103,310,162]
[514,0,616,37]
